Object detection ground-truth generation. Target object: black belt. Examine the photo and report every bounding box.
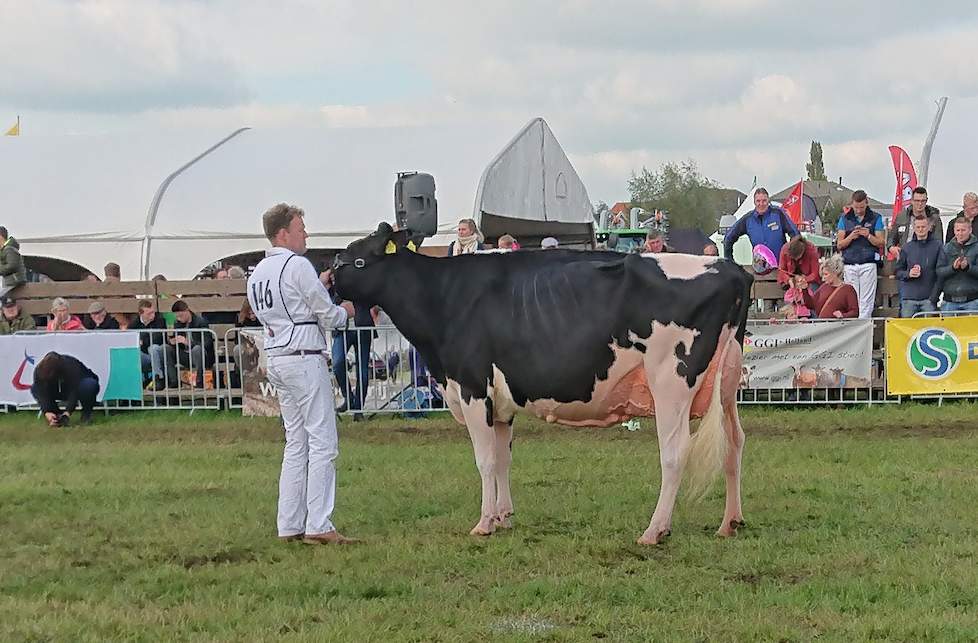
[283,349,325,357]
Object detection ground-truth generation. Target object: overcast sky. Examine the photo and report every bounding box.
[3,0,978,210]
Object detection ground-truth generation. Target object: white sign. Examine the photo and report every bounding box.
[740,320,874,389]
[0,332,141,405]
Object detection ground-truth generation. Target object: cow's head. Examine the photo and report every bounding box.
[333,222,412,301]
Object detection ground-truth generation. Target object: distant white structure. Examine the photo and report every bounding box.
[1,117,594,280]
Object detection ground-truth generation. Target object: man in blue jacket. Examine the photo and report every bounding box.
[836,190,886,319]
[895,217,942,317]
[723,188,799,261]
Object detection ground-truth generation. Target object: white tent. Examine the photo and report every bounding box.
[0,131,211,280]
[2,117,593,280]
[473,118,594,246]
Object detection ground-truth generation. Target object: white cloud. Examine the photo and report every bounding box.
[3,1,978,209]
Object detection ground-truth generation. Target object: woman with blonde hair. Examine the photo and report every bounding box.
[802,254,859,319]
[447,218,485,256]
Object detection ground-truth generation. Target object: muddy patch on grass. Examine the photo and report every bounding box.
[178,547,257,569]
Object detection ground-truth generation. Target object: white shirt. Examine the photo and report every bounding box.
[247,247,348,357]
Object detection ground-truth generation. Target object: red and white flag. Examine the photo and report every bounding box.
[888,145,918,228]
[781,179,804,225]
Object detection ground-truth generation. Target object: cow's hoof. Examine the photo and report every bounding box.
[470,518,496,536]
[494,513,513,529]
[637,529,670,546]
[716,519,746,538]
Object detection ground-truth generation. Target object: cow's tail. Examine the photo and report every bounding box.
[684,330,733,501]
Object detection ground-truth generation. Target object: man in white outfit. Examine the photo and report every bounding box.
[836,190,885,319]
[247,203,356,545]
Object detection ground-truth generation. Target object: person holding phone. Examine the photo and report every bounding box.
[836,190,885,319]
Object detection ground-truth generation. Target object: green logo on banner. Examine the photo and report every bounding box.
[907,328,960,379]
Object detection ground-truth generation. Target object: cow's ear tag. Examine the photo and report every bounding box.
[385,241,397,254]
[406,240,417,252]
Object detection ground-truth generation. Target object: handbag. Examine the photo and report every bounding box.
[817,285,848,318]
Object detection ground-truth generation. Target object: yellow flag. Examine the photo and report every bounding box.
[4,118,19,136]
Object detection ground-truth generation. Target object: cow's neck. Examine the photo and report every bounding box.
[372,252,446,363]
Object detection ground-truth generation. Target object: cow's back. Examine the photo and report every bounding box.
[433,251,749,413]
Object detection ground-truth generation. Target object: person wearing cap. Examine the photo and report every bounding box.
[0,296,35,335]
[83,301,120,331]
[31,351,100,426]
[46,297,84,331]
[541,237,559,249]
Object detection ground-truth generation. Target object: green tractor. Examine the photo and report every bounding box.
[594,206,667,253]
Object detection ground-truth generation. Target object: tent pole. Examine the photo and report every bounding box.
[918,97,947,188]
[142,127,251,279]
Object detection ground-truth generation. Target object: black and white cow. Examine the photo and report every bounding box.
[334,223,753,544]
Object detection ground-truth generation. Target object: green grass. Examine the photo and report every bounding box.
[3,404,978,641]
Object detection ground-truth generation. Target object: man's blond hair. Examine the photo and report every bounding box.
[263,203,305,242]
[963,192,978,206]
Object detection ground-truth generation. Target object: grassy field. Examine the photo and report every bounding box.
[3,404,978,641]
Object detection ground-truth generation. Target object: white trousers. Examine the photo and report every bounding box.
[266,354,339,537]
[844,263,878,319]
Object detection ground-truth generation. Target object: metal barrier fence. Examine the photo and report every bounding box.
[9,317,978,416]
[222,325,444,416]
[12,328,224,412]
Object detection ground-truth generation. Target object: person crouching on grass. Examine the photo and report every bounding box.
[31,352,100,427]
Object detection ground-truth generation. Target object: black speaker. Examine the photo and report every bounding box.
[394,172,438,237]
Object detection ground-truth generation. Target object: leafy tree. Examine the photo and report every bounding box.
[806,141,827,181]
[627,160,722,233]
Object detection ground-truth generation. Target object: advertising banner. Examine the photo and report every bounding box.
[0,332,142,405]
[741,320,874,389]
[239,330,282,417]
[886,316,978,394]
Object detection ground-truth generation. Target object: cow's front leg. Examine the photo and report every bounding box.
[460,397,497,536]
[493,420,514,528]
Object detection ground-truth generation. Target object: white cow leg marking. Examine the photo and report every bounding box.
[718,393,745,537]
[639,379,693,545]
[493,420,514,528]
[460,396,498,536]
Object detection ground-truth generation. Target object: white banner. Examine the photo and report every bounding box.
[740,319,874,389]
[0,332,141,405]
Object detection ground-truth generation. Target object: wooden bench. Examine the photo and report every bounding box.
[9,280,249,327]
[10,281,156,320]
[155,280,247,315]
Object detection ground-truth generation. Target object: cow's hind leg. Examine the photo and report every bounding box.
[717,388,745,537]
[717,340,745,537]
[459,396,497,536]
[638,387,692,545]
[493,420,514,528]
